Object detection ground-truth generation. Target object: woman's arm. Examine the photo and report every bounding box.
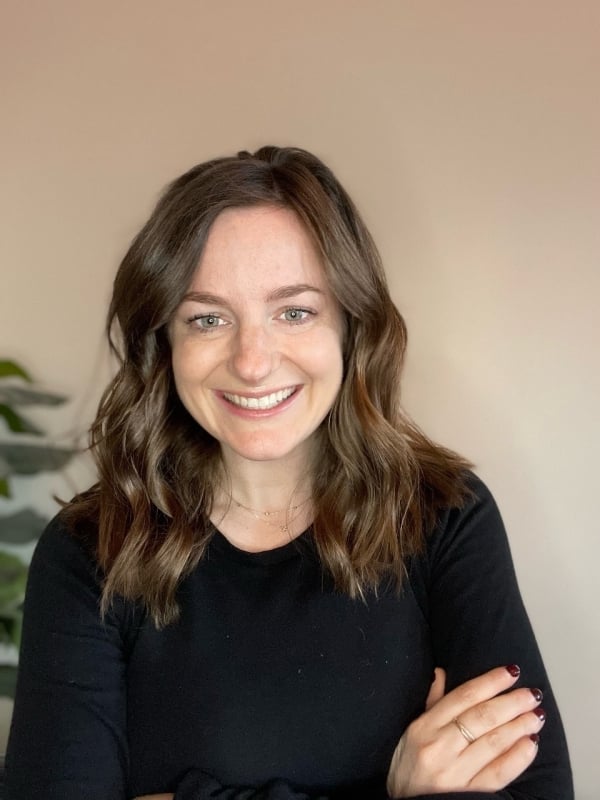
[5,517,130,799]
[387,474,573,799]
[136,774,328,799]
[7,519,326,800]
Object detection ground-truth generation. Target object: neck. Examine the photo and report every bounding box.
[217,445,312,511]
[211,446,314,552]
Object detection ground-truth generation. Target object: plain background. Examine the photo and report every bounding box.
[1,1,598,797]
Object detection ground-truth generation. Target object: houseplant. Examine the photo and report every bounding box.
[0,359,76,697]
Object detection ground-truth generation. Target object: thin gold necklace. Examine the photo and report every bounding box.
[229,494,311,534]
[231,494,311,517]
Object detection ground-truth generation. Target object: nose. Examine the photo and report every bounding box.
[230,322,280,384]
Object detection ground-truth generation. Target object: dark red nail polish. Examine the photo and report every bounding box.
[530,687,543,703]
[533,707,546,722]
[530,733,540,745]
[506,664,521,678]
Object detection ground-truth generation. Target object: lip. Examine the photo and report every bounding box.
[215,385,301,418]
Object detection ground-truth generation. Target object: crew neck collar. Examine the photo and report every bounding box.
[208,526,314,566]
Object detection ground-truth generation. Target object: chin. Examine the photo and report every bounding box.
[224,435,310,465]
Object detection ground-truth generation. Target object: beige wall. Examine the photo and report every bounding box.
[1,1,598,795]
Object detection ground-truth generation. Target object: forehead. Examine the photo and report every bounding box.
[190,205,328,292]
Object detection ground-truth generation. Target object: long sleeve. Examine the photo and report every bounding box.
[407,475,574,800]
[5,477,573,800]
[5,517,131,800]
[174,769,328,799]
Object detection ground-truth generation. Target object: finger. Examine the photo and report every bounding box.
[425,667,446,710]
[426,664,522,726]
[449,686,543,743]
[468,731,541,792]
[453,709,545,789]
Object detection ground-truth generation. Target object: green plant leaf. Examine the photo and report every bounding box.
[0,360,31,381]
[0,613,23,648]
[0,385,67,407]
[0,551,28,612]
[0,663,18,698]
[0,612,23,648]
[0,477,9,497]
[0,442,76,474]
[0,618,11,645]
[0,403,43,435]
[0,509,48,544]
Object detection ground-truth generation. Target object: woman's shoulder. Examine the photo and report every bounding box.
[424,469,511,564]
[408,469,521,625]
[30,501,102,585]
[434,468,501,523]
[28,504,145,640]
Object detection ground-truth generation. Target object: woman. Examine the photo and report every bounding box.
[6,147,573,799]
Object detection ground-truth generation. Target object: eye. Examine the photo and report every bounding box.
[280,307,312,323]
[188,313,226,331]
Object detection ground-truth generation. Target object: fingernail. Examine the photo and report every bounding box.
[533,707,546,722]
[530,733,540,745]
[506,664,521,677]
[530,687,543,703]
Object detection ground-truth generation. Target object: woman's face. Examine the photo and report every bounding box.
[170,205,344,468]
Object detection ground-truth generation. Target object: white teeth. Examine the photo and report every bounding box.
[224,387,295,410]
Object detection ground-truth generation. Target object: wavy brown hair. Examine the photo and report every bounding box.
[63,145,471,626]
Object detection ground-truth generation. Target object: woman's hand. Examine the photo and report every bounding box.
[134,794,174,799]
[386,665,546,798]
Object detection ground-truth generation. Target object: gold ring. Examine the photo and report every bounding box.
[452,716,476,744]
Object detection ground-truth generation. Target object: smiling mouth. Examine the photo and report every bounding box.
[222,387,296,410]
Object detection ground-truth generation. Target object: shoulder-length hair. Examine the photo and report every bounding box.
[64,146,471,626]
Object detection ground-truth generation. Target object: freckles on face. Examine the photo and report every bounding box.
[169,205,345,465]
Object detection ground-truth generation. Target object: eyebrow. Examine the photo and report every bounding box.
[182,284,324,304]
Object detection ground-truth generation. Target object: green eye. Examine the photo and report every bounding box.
[282,308,309,323]
[190,314,223,329]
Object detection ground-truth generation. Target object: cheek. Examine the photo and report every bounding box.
[308,332,344,383]
[171,353,208,412]
[171,340,212,382]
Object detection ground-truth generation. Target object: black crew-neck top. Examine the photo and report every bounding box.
[5,475,573,800]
